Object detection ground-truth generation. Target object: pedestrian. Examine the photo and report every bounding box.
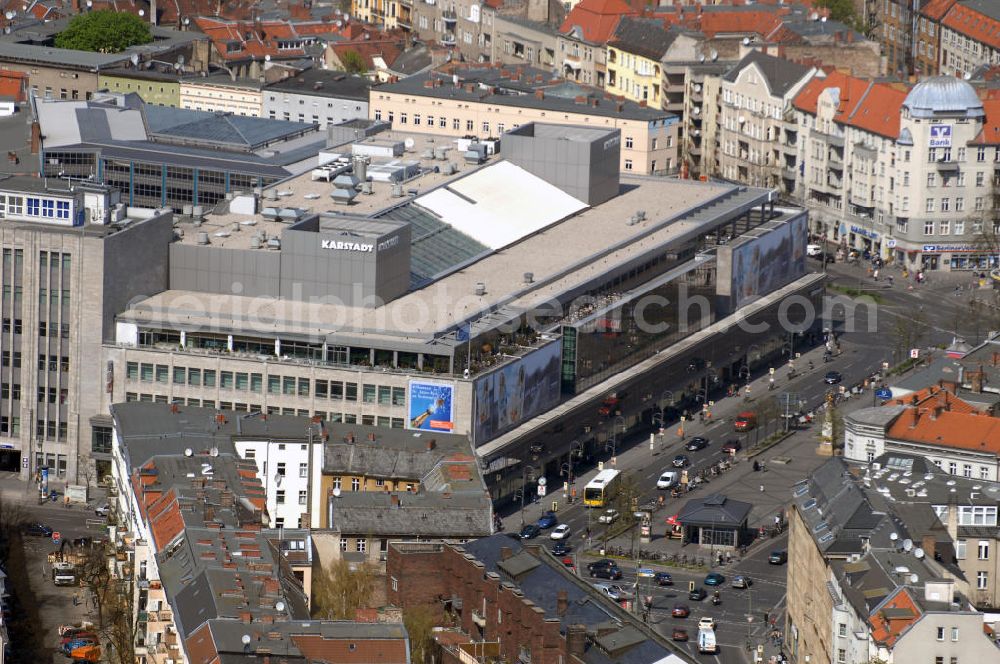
[718,553,723,566]
[73,591,79,606]
[763,611,769,625]
[873,268,879,281]
[888,275,894,286]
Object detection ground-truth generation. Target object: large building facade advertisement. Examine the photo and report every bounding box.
[474,340,562,444]
[730,215,807,309]
[407,380,456,431]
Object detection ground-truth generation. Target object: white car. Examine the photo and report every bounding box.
[94,503,110,518]
[657,471,678,489]
[598,509,619,524]
[698,617,716,631]
[550,524,571,540]
[593,582,627,601]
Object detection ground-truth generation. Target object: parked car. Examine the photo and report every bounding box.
[733,411,757,431]
[689,587,708,601]
[94,503,110,518]
[550,524,571,540]
[704,572,725,586]
[721,439,742,453]
[598,509,620,524]
[769,550,788,565]
[685,437,709,452]
[671,628,689,641]
[656,471,679,489]
[552,542,572,556]
[731,575,753,589]
[672,455,690,468]
[518,524,541,540]
[537,511,558,529]
[698,617,716,631]
[672,604,690,618]
[23,523,53,537]
[589,565,623,580]
[654,572,673,586]
[824,371,843,384]
[587,559,616,571]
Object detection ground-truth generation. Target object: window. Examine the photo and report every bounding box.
[276,462,286,476]
[203,370,216,387]
[126,362,138,380]
[363,384,376,403]
[957,539,967,559]
[299,462,308,478]
[356,538,367,553]
[482,121,490,133]
[392,387,405,406]
[952,627,959,641]
[836,649,845,664]
[977,171,985,187]
[351,477,360,491]
[949,461,957,474]
[941,198,950,212]
[958,505,998,525]
[926,198,935,213]
[979,540,990,560]
[276,490,285,504]
[838,623,847,637]
[928,172,936,187]
[956,198,964,213]
[624,136,633,149]
[940,220,951,235]
[925,220,935,235]
[340,537,348,551]
[298,490,307,505]
[937,626,945,641]
[624,159,633,171]
[978,146,986,161]
[978,570,988,590]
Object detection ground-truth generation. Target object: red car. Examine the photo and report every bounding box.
[672,604,690,618]
[672,628,689,641]
[598,396,621,417]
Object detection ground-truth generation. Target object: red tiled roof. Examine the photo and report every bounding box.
[0,69,26,102]
[869,589,921,647]
[559,0,638,44]
[696,10,785,40]
[330,38,403,69]
[920,0,957,21]
[196,16,361,61]
[792,70,908,138]
[888,386,982,414]
[887,407,1000,455]
[942,0,1000,51]
[972,98,1000,145]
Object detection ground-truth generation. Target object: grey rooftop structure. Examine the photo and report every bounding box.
[723,50,813,97]
[676,493,752,527]
[265,69,371,101]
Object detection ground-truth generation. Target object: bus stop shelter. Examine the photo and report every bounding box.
[676,493,751,549]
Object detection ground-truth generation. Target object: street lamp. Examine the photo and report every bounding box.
[518,465,536,527]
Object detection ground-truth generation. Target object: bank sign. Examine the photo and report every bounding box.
[929,124,952,148]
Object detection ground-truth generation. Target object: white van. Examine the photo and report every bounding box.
[656,471,679,489]
[697,628,718,654]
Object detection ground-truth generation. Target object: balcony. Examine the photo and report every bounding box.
[442,9,457,25]
[471,609,486,628]
[934,158,959,171]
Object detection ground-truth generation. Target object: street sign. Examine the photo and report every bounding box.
[52,531,60,543]
[875,388,893,400]
[21,458,26,468]
[769,367,775,375]
[688,581,695,592]
[537,483,547,497]
[910,348,920,359]
[537,477,547,486]
[638,568,655,578]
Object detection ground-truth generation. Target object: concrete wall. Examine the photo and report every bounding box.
[786,505,835,664]
[98,74,181,107]
[263,90,368,127]
[891,612,998,663]
[169,244,281,297]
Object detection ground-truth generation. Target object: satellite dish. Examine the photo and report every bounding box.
[820,16,827,22]
[275,601,285,611]
[909,573,919,584]
[698,54,705,63]
[964,72,972,80]
[344,12,350,20]
[914,548,925,559]
[738,116,746,124]
[336,19,342,27]
[241,635,251,645]
[4,11,12,19]
[130,53,139,66]
[138,8,144,16]
[333,487,342,497]
[265,54,271,62]
[710,49,718,61]
[903,538,913,552]
[210,446,219,457]
[695,83,702,92]
[889,532,898,541]
[274,473,282,487]
[404,137,415,149]
[183,16,190,25]
[742,37,750,46]
[184,448,193,457]
[174,62,181,71]
[178,54,185,65]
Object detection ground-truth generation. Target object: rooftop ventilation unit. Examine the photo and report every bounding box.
[474,282,486,296]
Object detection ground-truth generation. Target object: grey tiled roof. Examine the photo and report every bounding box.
[265,69,371,100]
[330,489,492,537]
[723,50,812,97]
[144,105,316,149]
[610,19,685,61]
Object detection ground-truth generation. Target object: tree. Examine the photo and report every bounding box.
[311,558,379,619]
[403,605,440,664]
[813,0,863,30]
[75,544,137,664]
[54,11,152,53]
[340,50,368,75]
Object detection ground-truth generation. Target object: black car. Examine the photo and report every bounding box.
[654,572,674,586]
[672,454,690,468]
[591,566,623,580]
[689,587,708,601]
[587,559,616,571]
[721,439,742,453]
[552,542,572,556]
[824,371,843,384]
[769,550,788,565]
[23,523,52,537]
[519,524,541,540]
[685,437,709,452]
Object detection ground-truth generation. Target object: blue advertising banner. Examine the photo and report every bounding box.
[407,380,455,431]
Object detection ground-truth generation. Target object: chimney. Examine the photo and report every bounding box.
[240,612,252,624]
[368,432,376,442]
[426,439,436,451]
[390,494,400,508]
[616,102,624,112]
[921,535,936,559]
[30,121,41,154]
[639,100,647,107]
[992,353,1000,367]
[535,89,545,100]
[971,369,984,393]
[347,433,355,444]
[847,31,854,43]
[557,590,568,616]
[566,624,587,658]
[909,408,920,428]
[574,94,586,104]
[931,405,944,420]
[500,546,513,561]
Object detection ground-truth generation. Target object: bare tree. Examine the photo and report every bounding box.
[311,558,379,620]
[75,545,136,664]
[76,545,111,629]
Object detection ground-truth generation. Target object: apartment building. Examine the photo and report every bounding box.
[97,67,181,107]
[369,65,679,174]
[916,0,954,76]
[491,13,560,69]
[557,0,636,87]
[263,69,370,126]
[877,0,923,75]
[787,455,1000,662]
[109,402,411,664]
[938,0,1000,79]
[793,72,1000,271]
[605,19,700,111]
[712,51,814,189]
[179,73,264,116]
[0,177,172,487]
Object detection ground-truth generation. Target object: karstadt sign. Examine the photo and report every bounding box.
[321,235,400,253]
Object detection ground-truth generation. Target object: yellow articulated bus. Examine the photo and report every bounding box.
[584,469,623,508]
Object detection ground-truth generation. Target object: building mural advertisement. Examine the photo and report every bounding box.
[729,215,807,310]
[473,340,562,445]
[407,380,455,431]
